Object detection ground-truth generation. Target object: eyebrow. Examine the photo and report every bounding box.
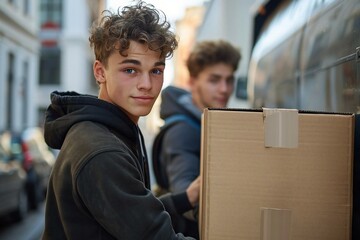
[120,59,166,67]
[209,73,222,79]
[210,73,234,79]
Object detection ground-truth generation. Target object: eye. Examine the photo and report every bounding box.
[123,68,136,74]
[209,77,219,84]
[227,77,235,85]
[152,68,164,75]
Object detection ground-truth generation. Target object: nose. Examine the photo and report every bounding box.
[137,73,152,90]
[219,79,229,93]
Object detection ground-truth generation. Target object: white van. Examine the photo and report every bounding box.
[247,0,360,113]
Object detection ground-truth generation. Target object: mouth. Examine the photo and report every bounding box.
[217,98,228,103]
[214,98,228,107]
[132,96,154,103]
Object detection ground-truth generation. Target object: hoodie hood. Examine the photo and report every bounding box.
[159,86,201,121]
[44,91,138,149]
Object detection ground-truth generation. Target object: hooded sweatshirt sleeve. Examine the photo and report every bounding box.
[76,150,195,240]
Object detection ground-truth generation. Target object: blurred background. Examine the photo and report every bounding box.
[0,0,254,135]
[0,0,359,239]
[0,0,253,238]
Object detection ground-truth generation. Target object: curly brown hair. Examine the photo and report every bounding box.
[89,1,178,66]
[186,40,241,78]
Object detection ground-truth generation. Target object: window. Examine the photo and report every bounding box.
[24,0,30,15]
[7,53,15,130]
[39,47,61,85]
[22,61,29,126]
[40,0,62,28]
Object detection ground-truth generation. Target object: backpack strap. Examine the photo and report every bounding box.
[152,114,200,191]
[163,114,200,131]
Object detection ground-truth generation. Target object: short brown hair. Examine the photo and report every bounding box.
[186,40,241,77]
[89,1,178,66]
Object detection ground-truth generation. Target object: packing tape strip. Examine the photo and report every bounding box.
[263,108,299,148]
[260,208,292,240]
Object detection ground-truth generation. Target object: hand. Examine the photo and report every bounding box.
[186,176,201,208]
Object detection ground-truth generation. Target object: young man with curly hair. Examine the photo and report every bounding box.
[154,40,241,238]
[41,2,199,239]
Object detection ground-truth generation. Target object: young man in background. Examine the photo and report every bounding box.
[154,40,241,238]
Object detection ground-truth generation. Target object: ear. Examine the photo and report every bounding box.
[93,60,106,84]
[188,76,196,88]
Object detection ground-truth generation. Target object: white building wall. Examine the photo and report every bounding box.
[197,0,254,108]
[61,39,93,93]
[0,0,39,132]
[0,37,7,130]
[37,0,98,117]
[62,0,94,94]
[27,53,39,127]
[10,47,36,130]
[1,0,102,131]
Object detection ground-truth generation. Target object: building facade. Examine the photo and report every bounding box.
[37,0,105,126]
[0,0,40,132]
[0,0,105,133]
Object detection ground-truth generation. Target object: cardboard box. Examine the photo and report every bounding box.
[352,114,360,239]
[199,108,354,240]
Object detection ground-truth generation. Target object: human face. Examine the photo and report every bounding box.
[94,41,165,123]
[190,63,235,110]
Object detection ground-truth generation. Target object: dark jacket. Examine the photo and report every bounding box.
[42,91,195,240]
[158,86,202,238]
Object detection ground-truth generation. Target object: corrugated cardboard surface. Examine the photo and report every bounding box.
[199,109,354,240]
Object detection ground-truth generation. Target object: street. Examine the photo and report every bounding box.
[0,203,45,240]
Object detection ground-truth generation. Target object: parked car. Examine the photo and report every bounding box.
[7,128,55,210]
[0,132,28,221]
